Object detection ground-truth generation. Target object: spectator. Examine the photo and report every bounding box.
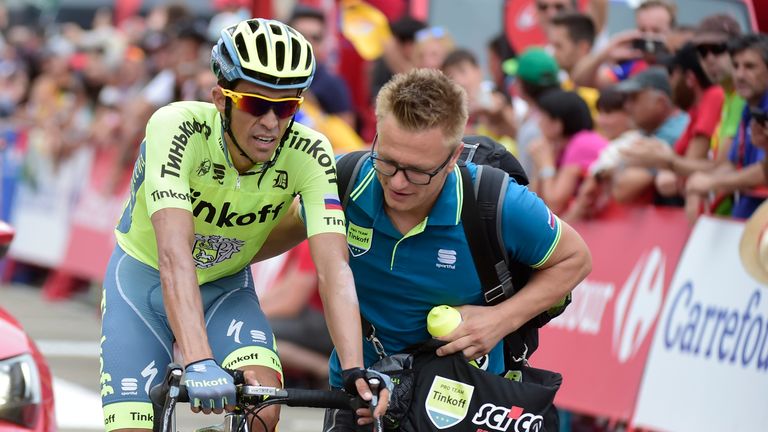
[548,12,600,116]
[572,0,677,88]
[686,33,768,220]
[610,67,689,203]
[510,47,563,176]
[621,42,724,202]
[369,15,426,101]
[534,0,608,39]
[442,48,517,153]
[289,4,355,127]
[486,33,517,98]
[530,89,609,214]
[413,26,454,69]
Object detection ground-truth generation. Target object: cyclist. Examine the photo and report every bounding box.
[100,18,388,432]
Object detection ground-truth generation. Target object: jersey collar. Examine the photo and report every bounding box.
[350,158,464,227]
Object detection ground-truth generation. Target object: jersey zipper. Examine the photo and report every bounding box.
[236,175,241,190]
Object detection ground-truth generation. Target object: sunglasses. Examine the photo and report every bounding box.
[536,2,567,12]
[220,88,303,119]
[415,26,447,43]
[696,43,727,57]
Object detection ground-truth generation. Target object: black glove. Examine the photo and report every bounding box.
[341,367,393,396]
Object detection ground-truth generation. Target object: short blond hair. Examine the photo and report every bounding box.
[375,68,468,147]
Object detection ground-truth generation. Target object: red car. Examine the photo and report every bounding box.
[0,221,55,431]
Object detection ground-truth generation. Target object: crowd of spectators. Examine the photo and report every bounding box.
[1,0,767,427]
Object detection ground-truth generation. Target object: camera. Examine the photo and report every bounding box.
[631,37,667,55]
[750,107,768,126]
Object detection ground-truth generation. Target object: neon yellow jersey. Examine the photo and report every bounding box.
[115,101,345,284]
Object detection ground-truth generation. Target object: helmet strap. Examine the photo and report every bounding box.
[223,98,257,167]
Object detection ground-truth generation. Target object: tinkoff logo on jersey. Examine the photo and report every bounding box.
[285,130,337,184]
[160,119,212,178]
[425,376,474,429]
[192,233,245,268]
[347,223,373,257]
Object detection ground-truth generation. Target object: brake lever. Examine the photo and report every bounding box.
[367,377,384,432]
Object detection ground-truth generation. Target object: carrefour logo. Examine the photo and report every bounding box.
[613,247,666,363]
[664,284,768,370]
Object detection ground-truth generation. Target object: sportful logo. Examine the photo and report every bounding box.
[251,330,267,344]
[425,376,475,429]
[436,249,457,269]
[471,403,544,432]
[192,234,245,269]
[121,378,138,394]
[613,247,666,363]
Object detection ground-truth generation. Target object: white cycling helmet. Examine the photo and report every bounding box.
[211,18,316,90]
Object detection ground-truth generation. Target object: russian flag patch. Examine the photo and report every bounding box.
[547,208,556,230]
[324,194,343,211]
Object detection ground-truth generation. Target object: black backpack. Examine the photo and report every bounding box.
[336,135,570,368]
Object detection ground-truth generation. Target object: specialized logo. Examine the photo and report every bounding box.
[285,130,337,184]
[436,249,457,269]
[613,247,666,363]
[425,375,475,429]
[273,170,288,190]
[190,189,284,227]
[160,119,212,178]
[347,223,373,257]
[228,319,243,344]
[472,403,543,432]
[196,159,211,176]
[192,234,245,268]
[141,361,158,395]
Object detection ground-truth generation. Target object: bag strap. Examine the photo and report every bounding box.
[459,164,513,305]
[336,150,369,208]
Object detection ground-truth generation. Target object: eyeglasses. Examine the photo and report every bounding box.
[370,136,454,185]
[220,88,303,119]
[536,2,567,12]
[696,43,728,58]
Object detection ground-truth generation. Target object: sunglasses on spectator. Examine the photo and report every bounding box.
[221,88,303,119]
[536,2,567,12]
[696,43,728,57]
[415,26,447,43]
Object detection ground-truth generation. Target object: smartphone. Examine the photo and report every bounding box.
[631,38,667,55]
[750,107,768,127]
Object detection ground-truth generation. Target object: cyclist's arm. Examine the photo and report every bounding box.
[152,208,213,365]
[308,232,363,371]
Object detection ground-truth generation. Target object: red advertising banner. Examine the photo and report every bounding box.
[532,206,691,421]
[58,148,130,281]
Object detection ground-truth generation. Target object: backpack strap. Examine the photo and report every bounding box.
[459,164,513,305]
[335,151,369,208]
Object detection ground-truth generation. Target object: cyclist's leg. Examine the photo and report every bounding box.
[101,246,174,432]
[202,268,283,432]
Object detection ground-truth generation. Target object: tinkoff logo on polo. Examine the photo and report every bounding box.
[425,375,474,429]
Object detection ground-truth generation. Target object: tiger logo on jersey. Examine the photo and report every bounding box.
[192,234,244,268]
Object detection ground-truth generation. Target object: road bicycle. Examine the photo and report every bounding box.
[150,363,384,432]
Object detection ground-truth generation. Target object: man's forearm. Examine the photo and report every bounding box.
[159,251,213,365]
[715,163,766,195]
[319,261,364,369]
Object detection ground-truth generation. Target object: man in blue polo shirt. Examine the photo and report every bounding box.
[318,68,592,430]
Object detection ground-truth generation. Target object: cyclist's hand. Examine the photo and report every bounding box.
[184,359,236,414]
[342,368,392,426]
[435,305,506,361]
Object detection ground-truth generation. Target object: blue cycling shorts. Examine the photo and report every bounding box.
[100,245,282,430]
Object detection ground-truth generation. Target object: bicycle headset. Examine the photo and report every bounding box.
[210,18,316,178]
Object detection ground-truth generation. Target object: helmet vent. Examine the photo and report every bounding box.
[248,20,260,32]
[234,33,250,63]
[291,39,301,70]
[255,34,268,66]
[275,41,285,71]
[270,23,283,35]
[304,50,312,71]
